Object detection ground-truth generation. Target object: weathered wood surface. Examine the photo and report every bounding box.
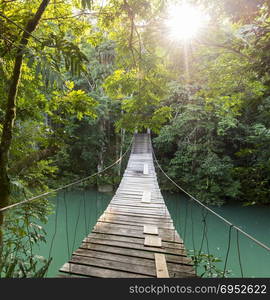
[155,253,169,278]
[144,225,158,235]
[59,133,195,278]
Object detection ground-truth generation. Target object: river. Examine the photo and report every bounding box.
[165,193,270,278]
[36,190,270,278]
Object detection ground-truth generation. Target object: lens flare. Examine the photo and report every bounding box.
[166,3,208,41]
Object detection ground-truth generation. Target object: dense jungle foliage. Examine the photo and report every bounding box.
[1,0,270,276]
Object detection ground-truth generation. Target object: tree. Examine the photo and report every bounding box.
[98,0,172,133]
[0,0,51,250]
[0,0,95,260]
[153,0,270,205]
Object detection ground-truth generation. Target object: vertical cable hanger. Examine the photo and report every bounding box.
[183,197,189,242]
[71,188,83,255]
[95,176,98,222]
[198,207,208,257]
[85,179,91,231]
[48,194,59,258]
[236,230,244,277]
[47,193,60,277]
[63,188,71,276]
[24,203,33,258]
[203,210,213,277]
[173,195,178,242]
[83,184,87,236]
[190,198,196,256]
[222,224,234,278]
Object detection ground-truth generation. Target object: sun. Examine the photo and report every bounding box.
[166,3,208,41]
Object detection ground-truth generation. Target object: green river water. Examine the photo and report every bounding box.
[37,190,270,278]
[164,193,270,278]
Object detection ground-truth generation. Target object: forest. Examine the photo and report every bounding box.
[0,0,270,277]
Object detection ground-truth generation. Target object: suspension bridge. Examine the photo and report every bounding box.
[59,133,196,278]
[1,132,270,278]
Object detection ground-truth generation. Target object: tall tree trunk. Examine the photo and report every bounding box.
[0,0,50,251]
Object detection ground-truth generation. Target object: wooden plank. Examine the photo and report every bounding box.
[109,203,166,209]
[85,233,144,245]
[95,220,143,231]
[106,209,166,218]
[97,219,175,230]
[81,239,185,256]
[98,219,175,229]
[100,214,173,224]
[60,263,152,278]
[106,207,168,216]
[109,206,166,213]
[57,274,88,278]
[154,253,169,278]
[143,163,149,174]
[111,197,163,202]
[79,243,193,265]
[100,215,172,225]
[144,235,162,247]
[88,232,182,250]
[141,191,151,203]
[168,270,195,278]
[74,248,155,267]
[167,261,195,274]
[144,225,158,235]
[114,191,143,196]
[70,254,156,276]
[93,223,183,243]
[72,249,195,278]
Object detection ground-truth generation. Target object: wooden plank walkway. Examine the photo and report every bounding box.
[59,133,196,278]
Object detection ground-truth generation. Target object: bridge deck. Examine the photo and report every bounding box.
[59,134,195,278]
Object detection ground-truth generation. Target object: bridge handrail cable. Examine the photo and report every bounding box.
[0,137,134,213]
[151,145,270,252]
